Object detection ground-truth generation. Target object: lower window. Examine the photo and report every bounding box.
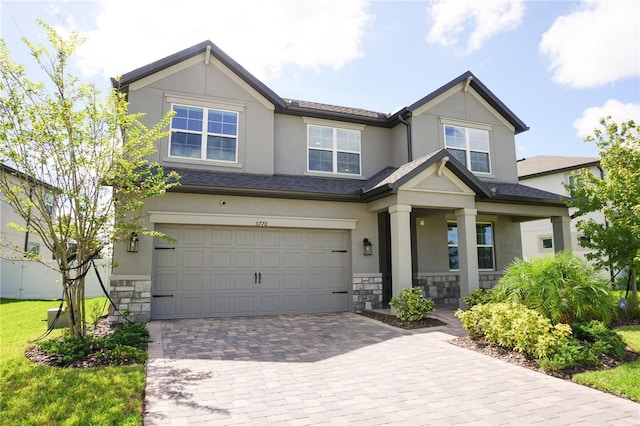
[447,222,495,270]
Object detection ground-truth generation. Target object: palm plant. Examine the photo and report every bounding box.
[492,251,615,325]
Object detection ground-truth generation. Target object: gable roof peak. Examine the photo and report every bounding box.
[407,71,528,134]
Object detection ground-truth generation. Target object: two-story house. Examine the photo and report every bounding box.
[518,155,608,273]
[108,41,571,323]
[1,163,55,260]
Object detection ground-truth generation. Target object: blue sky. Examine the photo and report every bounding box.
[1,0,638,159]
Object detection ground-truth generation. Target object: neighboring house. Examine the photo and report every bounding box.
[1,163,55,260]
[109,41,571,323]
[517,155,607,266]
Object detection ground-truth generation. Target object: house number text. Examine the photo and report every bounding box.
[255,221,268,227]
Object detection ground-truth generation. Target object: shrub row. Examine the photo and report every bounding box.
[455,302,627,372]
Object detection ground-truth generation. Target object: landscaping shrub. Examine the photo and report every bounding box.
[492,251,616,325]
[390,287,435,322]
[456,302,630,372]
[463,288,494,308]
[573,320,627,360]
[455,302,571,358]
[37,322,150,366]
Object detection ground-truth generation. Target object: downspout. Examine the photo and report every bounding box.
[398,112,412,162]
[23,186,33,254]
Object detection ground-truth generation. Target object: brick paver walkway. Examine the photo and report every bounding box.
[144,308,640,425]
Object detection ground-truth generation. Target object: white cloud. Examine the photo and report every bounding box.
[70,0,373,81]
[573,99,640,138]
[426,0,524,53]
[539,0,640,88]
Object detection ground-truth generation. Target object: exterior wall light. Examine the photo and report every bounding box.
[363,238,373,256]
[127,232,139,253]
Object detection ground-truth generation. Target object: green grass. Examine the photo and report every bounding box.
[573,325,640,402]
[0,298,145,425]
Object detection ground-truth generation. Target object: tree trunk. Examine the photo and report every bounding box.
[629,267,639,319]
[62,268,88,336]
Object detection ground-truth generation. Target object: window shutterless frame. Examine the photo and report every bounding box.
[447,222,495,271]
[169,104,239,163]
[444,124,491,174]
[307,124,361,175]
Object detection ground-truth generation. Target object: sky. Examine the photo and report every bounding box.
[1,0,639,159]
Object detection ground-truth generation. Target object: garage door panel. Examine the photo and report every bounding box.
[210,274,232,290]
[183,228,205,245]
[182,274,203,291]
[235,251,255,268]
[153,224,349,319]
[259,294,281,313]
[210,296,231,315]
[153,297,176,317]
[308,251,327,268]
[180,296,204,315]
[259,272,281,290]
[234,295,256,314]
[307,273,327,289]
[155,274,177,291]
[234,273,257,290]
[210,251,232,267]
[235,230,256,246]
[157,250,178,267]
[283,272,303,289]
[261,230,281,247]
[211,229,233,245]
[260,252,280,268]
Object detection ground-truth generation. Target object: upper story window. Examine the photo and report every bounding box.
[170,104,238,162]
[444,125,490,174]
[307,125,361,175]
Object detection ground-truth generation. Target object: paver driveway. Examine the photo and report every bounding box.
[144,309,640,425]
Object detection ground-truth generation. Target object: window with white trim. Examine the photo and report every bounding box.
[447,222,495,270]
[539,236,553,251]
[169,104,238,162]
[444,125,490,173]
[307,125,361,175]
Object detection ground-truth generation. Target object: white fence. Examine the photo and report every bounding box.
[0,258,111,299]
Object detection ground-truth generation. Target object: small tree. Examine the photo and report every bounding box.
[568,117,639,319]
[0,21,179,335]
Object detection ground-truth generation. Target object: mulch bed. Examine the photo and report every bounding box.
[356,309,447,329]
[25,318,143,368]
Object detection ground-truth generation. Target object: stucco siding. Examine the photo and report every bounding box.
[112,192,380,277]
[411,88,519,183]
[126,60,275,175]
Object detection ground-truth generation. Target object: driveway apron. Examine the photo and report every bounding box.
[144,309,640,425]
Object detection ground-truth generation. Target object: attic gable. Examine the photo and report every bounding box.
[408,72,528,134]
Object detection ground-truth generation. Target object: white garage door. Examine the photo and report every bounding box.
[152,224,349,319]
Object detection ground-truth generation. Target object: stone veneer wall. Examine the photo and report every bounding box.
[108,277,152,324]
[413,272,503,305]
[352,273,383,311]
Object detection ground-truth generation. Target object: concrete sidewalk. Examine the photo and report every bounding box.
[143,309,640,425]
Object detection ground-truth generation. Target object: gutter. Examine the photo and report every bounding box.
[398,111,413,162]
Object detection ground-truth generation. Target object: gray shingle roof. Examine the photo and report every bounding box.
[167,152,566,206]
[517,155,600,178]
[167,167,396,200]
[116,41,528,132]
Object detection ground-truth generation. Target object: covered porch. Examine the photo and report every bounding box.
[360,150,571,309]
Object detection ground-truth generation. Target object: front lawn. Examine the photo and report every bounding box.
[573,326,640,402]
[0,298,145,425]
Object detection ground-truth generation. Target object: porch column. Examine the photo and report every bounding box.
[551,216,572,253]
[389,204,412,300]
[456,208,478,309]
